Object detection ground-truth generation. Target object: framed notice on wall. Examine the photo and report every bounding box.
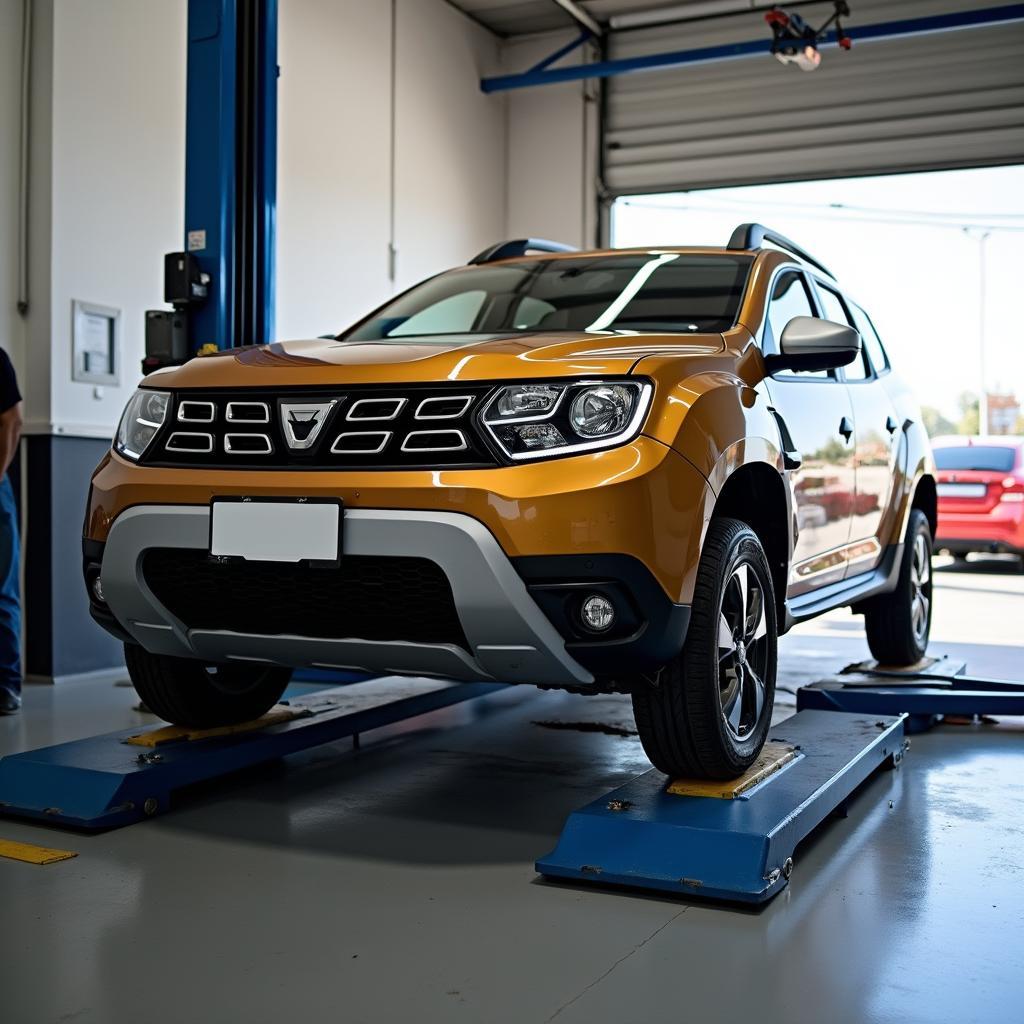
[72,299,121,386]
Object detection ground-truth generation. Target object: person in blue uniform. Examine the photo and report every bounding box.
[0,348,23,714]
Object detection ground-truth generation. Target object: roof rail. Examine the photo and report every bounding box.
[727,223,834,279]
[469,238,578,265]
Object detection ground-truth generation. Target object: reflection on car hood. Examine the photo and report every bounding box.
[144,331,726,389]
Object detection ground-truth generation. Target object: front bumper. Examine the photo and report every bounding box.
[95,505,605,687]
[90,503,688,688]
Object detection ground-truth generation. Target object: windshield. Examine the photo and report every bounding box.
[342,254,752,342]
[933,446,1018,472]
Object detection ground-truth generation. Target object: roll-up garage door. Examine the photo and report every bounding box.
[603,0,1024,195]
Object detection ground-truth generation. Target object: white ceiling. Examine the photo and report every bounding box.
[447,0,715,38]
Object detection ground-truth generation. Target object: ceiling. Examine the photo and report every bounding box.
[447,0,715,38]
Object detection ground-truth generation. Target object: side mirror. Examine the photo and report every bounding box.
[764,316,861,374]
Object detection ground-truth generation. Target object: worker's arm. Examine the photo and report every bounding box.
[0,402,23,475]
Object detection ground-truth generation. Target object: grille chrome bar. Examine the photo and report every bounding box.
[331,431,391,455]
[167,432,214,453]
[226,401,270,423]
[347,397,407,421]
[401,429,468,453]
[414,395,474,420]
[224,433,273,455]
[178,401,215,423]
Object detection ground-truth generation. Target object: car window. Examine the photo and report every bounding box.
[933,446,1017,472]
[387,290,487,337]
[849,303,890,375]
[512,296,557,330]
[817,284,869,381]
[766,271,829,380]
[344,254,754,341]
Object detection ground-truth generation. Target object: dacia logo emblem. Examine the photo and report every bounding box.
[280,400,337,450]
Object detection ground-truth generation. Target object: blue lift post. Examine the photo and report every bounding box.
[185,0,277,352]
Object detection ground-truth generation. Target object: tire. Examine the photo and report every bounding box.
[125,645,292,728]
[863,509,933,666]
[631,518,777,779]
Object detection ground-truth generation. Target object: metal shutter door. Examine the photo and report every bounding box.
[603,0,1024,196]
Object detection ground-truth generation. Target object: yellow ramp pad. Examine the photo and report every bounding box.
[0,838,78,865]
[667,743,799,799]
[124,705,302,747]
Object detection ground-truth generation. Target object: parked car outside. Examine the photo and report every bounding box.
[933,435,1024,565]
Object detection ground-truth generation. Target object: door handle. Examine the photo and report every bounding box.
[839,416,853,442]
[885,415,899,435]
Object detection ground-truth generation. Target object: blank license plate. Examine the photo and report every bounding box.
[937,483,986,499]
[210,499,341,562]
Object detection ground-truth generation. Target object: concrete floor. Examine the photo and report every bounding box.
[2,555,1023,1024]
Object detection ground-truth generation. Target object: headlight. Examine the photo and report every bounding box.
[482,379,651,461]
[114,389,170,461]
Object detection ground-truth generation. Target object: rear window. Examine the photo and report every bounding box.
[933,446,1017,472]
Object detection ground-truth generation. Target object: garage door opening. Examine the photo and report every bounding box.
[611,165,1024,436]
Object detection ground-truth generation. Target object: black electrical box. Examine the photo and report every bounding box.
[143,309,189,375]
[164,252,208,306]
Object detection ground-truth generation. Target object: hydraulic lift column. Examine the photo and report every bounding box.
[144,0,277,372]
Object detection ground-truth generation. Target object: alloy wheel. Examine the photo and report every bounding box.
[910,531,932,646]
[716,561,770,740]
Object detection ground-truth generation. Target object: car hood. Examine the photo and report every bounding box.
[145,331,725,389]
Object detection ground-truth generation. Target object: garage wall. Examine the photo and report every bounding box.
[46,0,187,438]
[275,0,507,341]
[503,29,599,249]
[0,1,27,390]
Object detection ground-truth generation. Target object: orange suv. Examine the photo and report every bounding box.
[83,225,936,779]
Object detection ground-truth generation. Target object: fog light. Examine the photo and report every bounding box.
[581,594,615,632]
[90,574,105,604]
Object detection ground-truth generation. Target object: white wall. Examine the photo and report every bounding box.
[276,0,392,341]
[44,0,186,437]
[503,30,599,249]
[275,0,507,340]
[9,0,597,433]
[0,0,27,389]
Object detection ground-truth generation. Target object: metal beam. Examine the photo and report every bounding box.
[185,0,277,351]
[551,0,602,37]
[482,2,1024,92]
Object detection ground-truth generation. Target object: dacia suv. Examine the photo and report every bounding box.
[83,224,936,779]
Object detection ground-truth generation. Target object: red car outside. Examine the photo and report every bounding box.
[933,436,1024,562]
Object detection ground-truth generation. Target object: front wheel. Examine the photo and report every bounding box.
[863,509,933,666]
[125,645,292,728]
[631,518,777,779]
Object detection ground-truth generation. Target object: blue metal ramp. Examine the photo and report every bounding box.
[0,678,505,829]
[536,710,905,904]
[796,657,1024,732]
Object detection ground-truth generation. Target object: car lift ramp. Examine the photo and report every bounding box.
[797,656,1024,732]
[0,677,506,830]
[536,709,906,904]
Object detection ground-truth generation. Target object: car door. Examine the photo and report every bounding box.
[823,291,901,578]
[761,269,856,596]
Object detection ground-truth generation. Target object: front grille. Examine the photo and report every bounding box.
[145,385,498,469]
[142,549,469,648]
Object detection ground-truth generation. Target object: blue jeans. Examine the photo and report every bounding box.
[0,475,21,697]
